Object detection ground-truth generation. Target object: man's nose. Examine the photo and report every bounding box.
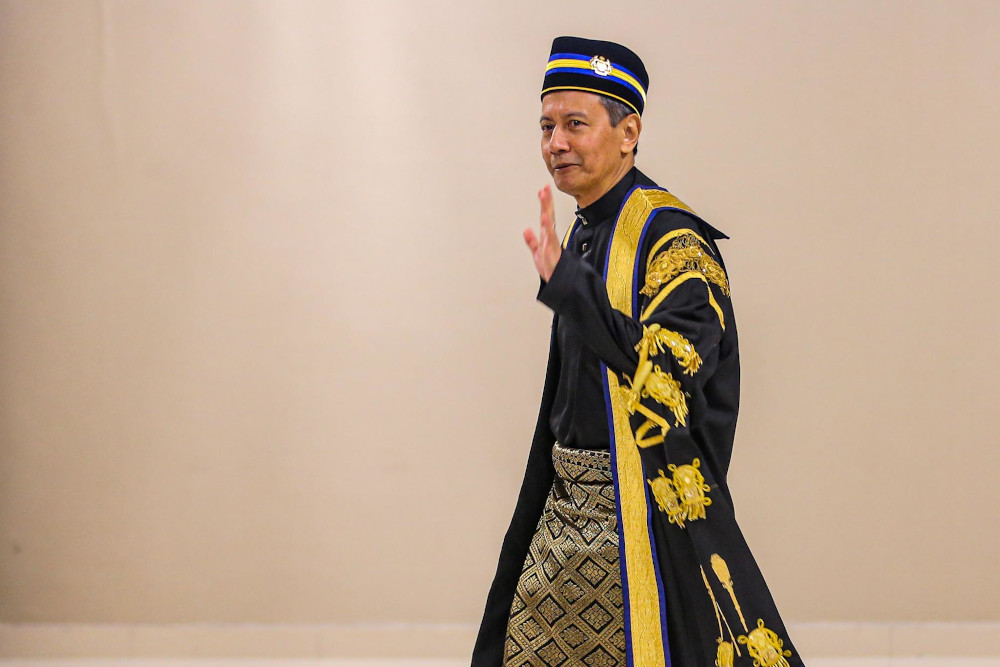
[548,125,570,153]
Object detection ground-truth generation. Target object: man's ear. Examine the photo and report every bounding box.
[621,114,641,155]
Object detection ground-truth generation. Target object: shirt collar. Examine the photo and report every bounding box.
[576,167,640,226]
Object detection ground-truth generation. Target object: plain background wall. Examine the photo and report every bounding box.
[1,0,998,627]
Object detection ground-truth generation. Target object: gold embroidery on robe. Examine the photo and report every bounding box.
[648,470,684,525]
[670,458,711,522]
[700,564,741,666]
[646,228,712,267]
[620,384,671,443]
[711,553,749,632]
[623,363,688,428]
[647,459,711,527]
[603,188,690,664]
[716,639,736,667]
[634,419,664,448]
[636,323,702,376]
[640,271,726,330]
[624,324,693,439]
[644,366,688,426]
[738,619,794,667]
[642,233,730,298]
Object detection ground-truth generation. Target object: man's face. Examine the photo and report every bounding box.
[540,90,635,207]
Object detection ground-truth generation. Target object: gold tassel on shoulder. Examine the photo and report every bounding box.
[738,619,794,667]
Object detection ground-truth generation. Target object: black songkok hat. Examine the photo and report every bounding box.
[541,36,649,116]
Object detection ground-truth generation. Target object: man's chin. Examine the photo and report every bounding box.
[551,174,578,197]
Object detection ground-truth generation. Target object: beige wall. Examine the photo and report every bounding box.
[1,0,997,628]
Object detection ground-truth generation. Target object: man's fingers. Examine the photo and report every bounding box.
[528,188,561,282]
[539,186,556,230]
[542,185,557,231]
[538,186,559,245]
[541,213,559,245]
[523,227,539,252]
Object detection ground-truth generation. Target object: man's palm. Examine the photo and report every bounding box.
[524,185,562,282]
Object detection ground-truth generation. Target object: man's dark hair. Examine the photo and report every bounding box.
[600,96,639,155]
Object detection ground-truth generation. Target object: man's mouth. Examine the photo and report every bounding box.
[553,164,578,171]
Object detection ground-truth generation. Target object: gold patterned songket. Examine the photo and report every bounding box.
[504,444,625,666]
[738,619,794,667]
[641,233,730,298]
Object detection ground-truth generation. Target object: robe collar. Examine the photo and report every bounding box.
[576,166,640,226]
[575,166,730,240]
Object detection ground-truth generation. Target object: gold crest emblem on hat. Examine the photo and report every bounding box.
[589,55,613,76]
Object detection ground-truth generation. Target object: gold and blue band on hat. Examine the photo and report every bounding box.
[543,52,647,114]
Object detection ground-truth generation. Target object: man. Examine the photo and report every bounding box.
[473,37,803,667]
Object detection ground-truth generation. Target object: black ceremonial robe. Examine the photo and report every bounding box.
[473,170,803,667]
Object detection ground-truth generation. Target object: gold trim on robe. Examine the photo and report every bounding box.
[601,186,696,665]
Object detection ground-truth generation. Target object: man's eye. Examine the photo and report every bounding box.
[571,120,584,127]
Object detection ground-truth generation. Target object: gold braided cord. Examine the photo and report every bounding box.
[642,233,730,298]
[640,271,726,330]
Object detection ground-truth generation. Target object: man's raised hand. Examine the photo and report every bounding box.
[523,184,562,282]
